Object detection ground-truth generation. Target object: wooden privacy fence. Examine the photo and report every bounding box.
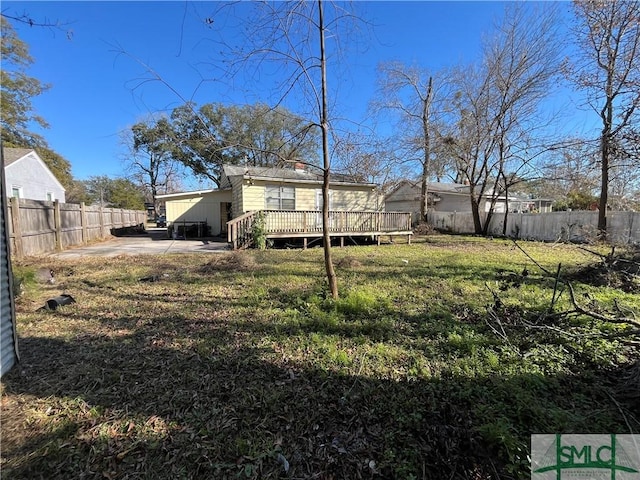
[427,210,640,245]
[7,198,147,258]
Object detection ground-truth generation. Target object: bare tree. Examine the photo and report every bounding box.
[123,117,184,213]
[444,3,562,234]
[569,0,640,235]
[333,131,398,188]
[374,63,456,221]
[223,0,359,298]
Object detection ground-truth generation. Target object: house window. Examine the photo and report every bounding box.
[11,186,22,198]
[265,185,295,210]
[46,192,54,201]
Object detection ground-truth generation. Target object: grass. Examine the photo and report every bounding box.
[2,235,638,479]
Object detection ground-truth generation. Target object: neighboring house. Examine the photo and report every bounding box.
[3,148,66,202]
[508,196,554,213]
[385,180,546,223]
[157,163,412,248]
[385,180,478,223]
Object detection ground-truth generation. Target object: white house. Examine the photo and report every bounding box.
[385,180,539,224]
[3,148,66,202]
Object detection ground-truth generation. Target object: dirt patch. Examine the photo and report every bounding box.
[198,251,258,273]
[413,222,436,235]
[335,256,362,268]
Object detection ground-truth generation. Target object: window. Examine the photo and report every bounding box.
[46,192,54,201]
[265,185,295,210]
[11,186,22,198]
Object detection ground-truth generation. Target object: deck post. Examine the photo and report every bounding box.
[303,237,307,249]
[340,236,344,248]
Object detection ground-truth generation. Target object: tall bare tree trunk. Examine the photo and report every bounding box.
[318,0,338,299]
[471,196,483,234]
[598,86,613,237]
[420,76,433,223]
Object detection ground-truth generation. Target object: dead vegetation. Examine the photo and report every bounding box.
[565,246,640,293]
[198,251,258,273]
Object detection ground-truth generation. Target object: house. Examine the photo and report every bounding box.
[220,164,382,218]
[385,180,535,223]
[3,148,66,202]
[386,180,478,223]
[157,163,412,248]
[508,196,554,213]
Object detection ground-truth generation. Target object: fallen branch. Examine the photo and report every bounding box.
[565,282,640,329]
[511,240,552,275]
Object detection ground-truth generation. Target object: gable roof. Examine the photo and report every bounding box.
[386,179,470,199]
[223,164,376,187]
[3,148,34,167]
[3,147,66,192]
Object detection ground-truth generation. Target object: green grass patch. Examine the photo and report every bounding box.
[2,236,638,479]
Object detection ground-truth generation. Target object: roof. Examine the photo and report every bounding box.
[3,147,66,192]
[3,148,35,166]
[155,188,230,200]
[386,179,470,199]
[223,164,376,187]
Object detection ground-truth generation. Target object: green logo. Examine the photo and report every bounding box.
[531,434,640,479]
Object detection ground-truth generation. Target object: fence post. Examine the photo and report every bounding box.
[9,197,23,258]
[80,202,88,244]
[53,200,63,251]
[99,206,104,238]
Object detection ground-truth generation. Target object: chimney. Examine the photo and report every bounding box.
[294,162,305,172]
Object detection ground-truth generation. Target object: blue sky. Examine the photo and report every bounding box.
[4,1,586,186]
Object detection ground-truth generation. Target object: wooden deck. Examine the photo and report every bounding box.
[227,210,412,250]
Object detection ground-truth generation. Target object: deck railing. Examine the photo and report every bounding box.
[228,210,412,249]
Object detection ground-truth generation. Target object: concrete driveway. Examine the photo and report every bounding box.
[51,228,230,259]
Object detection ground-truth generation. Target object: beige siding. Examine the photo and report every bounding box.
[231,179,379,215]
[295,186,316,210]
[331,187,378,211]
[165,190,232,236]
[241,183,265,212]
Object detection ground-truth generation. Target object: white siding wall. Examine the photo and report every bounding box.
[436,194,474,212]
[5,154,66,202]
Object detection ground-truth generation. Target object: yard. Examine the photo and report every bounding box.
[2,236,639,479]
